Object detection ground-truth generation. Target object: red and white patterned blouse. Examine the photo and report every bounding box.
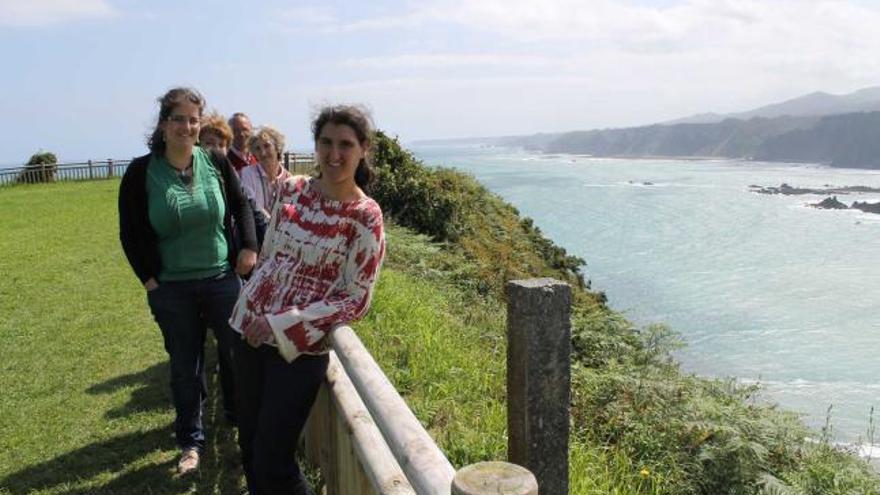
[229,175,385,362]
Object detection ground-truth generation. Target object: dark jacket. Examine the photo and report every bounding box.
[118,150,258,284]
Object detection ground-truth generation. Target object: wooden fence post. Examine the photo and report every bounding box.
[88,160,94,180]
[506,278,571,495]
[284,152,290,172]
[108,159,114,178]
[452,462,538,495]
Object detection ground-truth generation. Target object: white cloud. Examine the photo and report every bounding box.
[274,6,337,29]
[340,53,564,70]
[273,5,435,33]
[0,0,117,27]
[331,1,880,100]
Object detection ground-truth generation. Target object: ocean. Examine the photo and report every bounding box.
[412,144,880,446]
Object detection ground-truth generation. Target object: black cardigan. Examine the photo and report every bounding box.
[118,150,258,284]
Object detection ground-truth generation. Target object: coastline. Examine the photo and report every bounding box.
[414,144,880,451]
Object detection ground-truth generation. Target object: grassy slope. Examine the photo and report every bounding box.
[0,180,648,494]
[368,134,880,495]
[2,172,878,494]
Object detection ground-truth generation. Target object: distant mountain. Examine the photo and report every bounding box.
[539,115,820,158]
[754,112,880,168]
[670,86,880,124]
[517,111,880,168]
[418,87,880,169]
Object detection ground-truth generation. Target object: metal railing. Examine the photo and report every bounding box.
[0,159,132,186]
[0,152,316,187]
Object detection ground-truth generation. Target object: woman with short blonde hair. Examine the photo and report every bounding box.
[239,125,291,220]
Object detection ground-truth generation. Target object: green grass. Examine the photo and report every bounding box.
[3,178,879,495]
[0,181,525,493]
[0,180,642,494]
[0,181,243,494]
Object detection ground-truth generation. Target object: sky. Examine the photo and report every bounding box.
[1,0,879,164]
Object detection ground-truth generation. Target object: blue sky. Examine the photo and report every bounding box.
[1,0,879,164]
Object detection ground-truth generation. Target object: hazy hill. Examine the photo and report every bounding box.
[669,86,880,124]
[754,111,880,168]
[414,87,880,169]
[540,115,820,158]
[530,111,880,168]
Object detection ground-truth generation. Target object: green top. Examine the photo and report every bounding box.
[146,147,229,281]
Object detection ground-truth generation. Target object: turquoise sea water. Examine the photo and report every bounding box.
[413,145,880,445]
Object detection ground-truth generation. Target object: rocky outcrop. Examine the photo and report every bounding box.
[851,201,880,214]
[811,196,849,209]
[749,183,880,196]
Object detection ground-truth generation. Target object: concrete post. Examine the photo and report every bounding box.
[452,462,538,495]
[506,278,571,495]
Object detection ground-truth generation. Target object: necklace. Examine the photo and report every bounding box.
[178,163,193,186]
[169,161,194,187]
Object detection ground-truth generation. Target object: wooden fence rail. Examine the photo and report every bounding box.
[304,308,549,495]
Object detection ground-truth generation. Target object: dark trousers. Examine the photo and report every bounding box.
[147,271,241,451]
[233,337,328,495]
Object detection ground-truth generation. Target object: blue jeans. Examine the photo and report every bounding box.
[147,271,241,451]
[233,337,328,495]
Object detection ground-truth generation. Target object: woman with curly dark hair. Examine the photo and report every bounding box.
[229,105,385,495]
[118,87,258,475]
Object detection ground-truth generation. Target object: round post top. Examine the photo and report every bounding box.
[452,461,538,495]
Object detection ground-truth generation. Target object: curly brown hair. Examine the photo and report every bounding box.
[199,111,233,148]
[147,87,205,154]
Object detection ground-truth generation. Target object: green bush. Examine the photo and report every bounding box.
[17,151,58,184]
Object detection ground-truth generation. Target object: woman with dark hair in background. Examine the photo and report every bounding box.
[228,105,385,495]
[118,87,258,475]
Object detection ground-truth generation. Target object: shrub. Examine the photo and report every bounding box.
[17,151,58,184]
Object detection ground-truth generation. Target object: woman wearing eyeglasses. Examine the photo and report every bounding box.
[118,87,258,475]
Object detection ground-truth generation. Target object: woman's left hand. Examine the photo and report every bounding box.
[235,248,257,276]
[243,315,273,347]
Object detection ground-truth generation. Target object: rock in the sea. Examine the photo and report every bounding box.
[851,201,880,214]
[811,196,849,209]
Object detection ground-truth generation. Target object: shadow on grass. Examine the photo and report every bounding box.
[86,362,169,419]
[1,424,243,494]
[2,349,243,494]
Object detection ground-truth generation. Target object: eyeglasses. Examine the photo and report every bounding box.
[167,115,201,126]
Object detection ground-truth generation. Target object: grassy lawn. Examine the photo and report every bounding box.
[0,180,513,494]
[12,181,832,495]
[0,180,244,494]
